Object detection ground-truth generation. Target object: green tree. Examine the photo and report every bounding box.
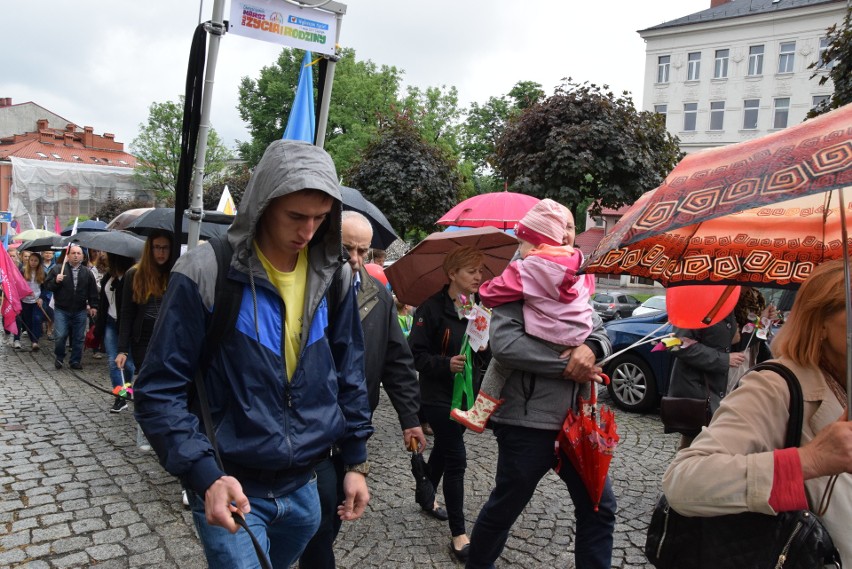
[494,80,682,221]
[808,6,852,117]
[203,164,252,211]
[237,47,402,174]
[346,117,461,237]
[131,99,231,202]
[460,81,545,197]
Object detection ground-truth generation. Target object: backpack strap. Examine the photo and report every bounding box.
[751,362,804,448]
[201,235,241,372]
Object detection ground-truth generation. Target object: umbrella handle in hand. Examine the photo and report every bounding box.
[408,438,419,453]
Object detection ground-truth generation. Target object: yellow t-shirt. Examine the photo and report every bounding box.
[254,243,307,380]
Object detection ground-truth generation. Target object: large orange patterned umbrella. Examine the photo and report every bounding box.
[583,103,852,289]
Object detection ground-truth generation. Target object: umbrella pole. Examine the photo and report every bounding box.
[597,322,671,367]
[839,187,852,419]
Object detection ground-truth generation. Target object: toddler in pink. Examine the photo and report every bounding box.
[450,198,595,432]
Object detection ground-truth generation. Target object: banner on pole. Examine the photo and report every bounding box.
[229,0,337,56]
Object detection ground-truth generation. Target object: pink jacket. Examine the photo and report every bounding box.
[479,244,594,347]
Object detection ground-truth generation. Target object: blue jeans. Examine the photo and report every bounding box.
[53,308,88,365]
[466,424,617,569]
[298,456,344,569]
[188,477,321,569]
[14,302,41,342]
[103,316,134,388]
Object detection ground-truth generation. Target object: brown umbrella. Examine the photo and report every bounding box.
[385,227,518,307]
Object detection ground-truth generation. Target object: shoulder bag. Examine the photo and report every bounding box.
[646,362,842,569]
[660,372,711,437]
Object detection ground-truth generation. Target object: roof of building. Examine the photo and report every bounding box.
[575,227,606,255]
[600,204,632,216]
[641,0,844,32]
[0,127,136,167]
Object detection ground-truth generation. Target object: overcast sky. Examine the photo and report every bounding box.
[4,0,709,153]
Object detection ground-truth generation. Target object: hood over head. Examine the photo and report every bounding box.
[228,140,342,265]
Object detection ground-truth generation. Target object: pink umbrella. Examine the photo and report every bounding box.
[437,192,539,230]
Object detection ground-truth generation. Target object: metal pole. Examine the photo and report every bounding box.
[187,0,226,250]
[314,6,345,148]
[839,187,852,419]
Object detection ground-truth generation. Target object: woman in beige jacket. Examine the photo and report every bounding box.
[663,258,851,566]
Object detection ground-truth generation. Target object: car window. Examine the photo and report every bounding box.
[595,294,613,303]
[645,296,667,310]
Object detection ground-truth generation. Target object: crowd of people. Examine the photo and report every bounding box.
[1,137,849,568]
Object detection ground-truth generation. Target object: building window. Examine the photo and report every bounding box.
[748,45,764,76]
[683,103,698,131]
[72,154,82,161]
[710,101,725,130]
[778,41,795,74]
[812,95,830,113]
[51,153,62,159]
[36,152,48,158]
[657,55,670,83]
[773,98,790,129]
[654,104,667,122]
[817,37,835,70]
[743,99,760,129]
[714,49,729,78]
[687,52,701,81]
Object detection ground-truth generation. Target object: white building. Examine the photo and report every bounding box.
[639,0,846,153]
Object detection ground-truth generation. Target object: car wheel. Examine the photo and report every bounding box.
[605,354,658,412]
[613,312,622,320]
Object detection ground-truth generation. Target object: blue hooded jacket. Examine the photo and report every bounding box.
[134,140,372,497]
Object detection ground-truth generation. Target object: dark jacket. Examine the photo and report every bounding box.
[94,272,127,341]
[667,312,737,413]
[489,302,612,430]
[133,140,373,498]
[44,262,98,312]
[408,286,491,408]
[357,268,420,430]
[115,267,151,353]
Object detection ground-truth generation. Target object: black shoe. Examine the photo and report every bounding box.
[110,397,128,413]
[423,505,449,521]
[70,363,83,370]
[54,360,63,369]
[449,541,470,562]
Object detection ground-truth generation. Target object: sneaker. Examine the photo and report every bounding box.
[54,360,63,369]
[13,340,21,349]
[93,352,103,359]
[31,343,39,351]
[70,363,83,370]
[110,397,128,413]
[182,490,189,508]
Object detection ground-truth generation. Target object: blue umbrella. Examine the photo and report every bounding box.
[282,51,316,143]
[60,219,107,235]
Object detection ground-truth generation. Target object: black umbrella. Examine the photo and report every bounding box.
[69,231,146,259]
[340,186,399,250]
[19,235,68,252]
[125,208,234,241]
[409,439,436,511]
[60,219,108,235]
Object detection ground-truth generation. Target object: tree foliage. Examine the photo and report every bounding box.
[131,99,231,202]
[460,81,545,196]
[346,117,461,237]
[237,48,402,174]
[808,6,852,118]
[202,164,252,211]
[494,80,682,220]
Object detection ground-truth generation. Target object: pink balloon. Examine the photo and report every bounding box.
[667,285,741,329]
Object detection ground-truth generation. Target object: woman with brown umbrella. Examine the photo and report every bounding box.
[407,245,491,562]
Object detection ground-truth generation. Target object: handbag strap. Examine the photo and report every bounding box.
[751,362,803,448]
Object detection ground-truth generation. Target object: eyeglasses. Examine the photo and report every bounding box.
[152,245,170,252]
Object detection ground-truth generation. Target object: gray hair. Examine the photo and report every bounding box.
[341,210,373,236]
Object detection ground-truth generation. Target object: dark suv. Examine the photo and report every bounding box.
[591,293,641,321]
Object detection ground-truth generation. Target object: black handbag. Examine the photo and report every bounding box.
[660,372,712,437]
[646,362,842,569]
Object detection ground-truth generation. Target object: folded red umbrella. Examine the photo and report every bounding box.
[555,376,619,512]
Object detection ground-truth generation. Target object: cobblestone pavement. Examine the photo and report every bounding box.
[1,337,679,568]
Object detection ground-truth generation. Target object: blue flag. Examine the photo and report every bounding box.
[282,51,316,143]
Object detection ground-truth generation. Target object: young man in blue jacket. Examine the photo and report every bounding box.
[134,140,373,568]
